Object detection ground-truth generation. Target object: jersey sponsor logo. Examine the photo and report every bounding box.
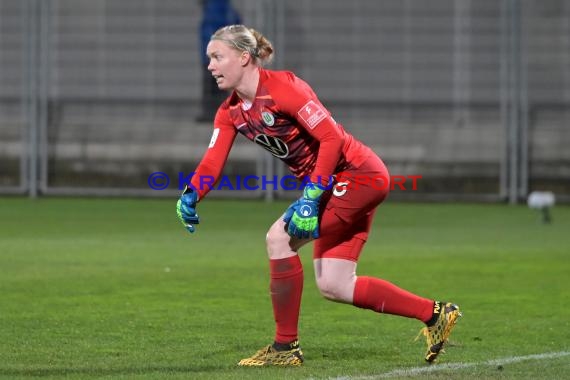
[208,128,220,148]
[261,111,275,126]
[297,100,327,129]
[253,134,289,158]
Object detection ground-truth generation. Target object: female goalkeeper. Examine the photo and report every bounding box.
[176,24,461,366]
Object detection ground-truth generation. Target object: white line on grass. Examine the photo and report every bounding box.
[328,351,570,380]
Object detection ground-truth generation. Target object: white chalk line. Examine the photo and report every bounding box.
[326,350,570,380]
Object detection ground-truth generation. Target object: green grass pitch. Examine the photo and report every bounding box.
[0,197,569,379]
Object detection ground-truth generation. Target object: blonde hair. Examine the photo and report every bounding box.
[211,24,274,65]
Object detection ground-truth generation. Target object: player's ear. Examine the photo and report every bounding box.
[240,51,251,66]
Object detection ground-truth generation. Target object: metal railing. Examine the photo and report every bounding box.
[1,0,568,202]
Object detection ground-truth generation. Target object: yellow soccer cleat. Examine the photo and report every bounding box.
[237,340,304,367]
[417,301,462,363]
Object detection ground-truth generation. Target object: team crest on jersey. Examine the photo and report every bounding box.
[254,134,289,158]
[261,111,275,126]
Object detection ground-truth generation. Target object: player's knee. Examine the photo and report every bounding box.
[316,277,351,303]
[266,222,290,259]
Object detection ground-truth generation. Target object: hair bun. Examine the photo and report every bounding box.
[249,27,274,64]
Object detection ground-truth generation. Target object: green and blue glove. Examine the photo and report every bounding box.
[176,185,200,233]
[283,182,325,239]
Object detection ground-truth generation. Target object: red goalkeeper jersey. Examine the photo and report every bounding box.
[190,68,372,199]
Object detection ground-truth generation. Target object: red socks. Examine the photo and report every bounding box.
[270,255,304,344]
[353,276,434,323]
[269,259,433,343]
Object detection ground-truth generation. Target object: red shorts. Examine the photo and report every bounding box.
[314,152,390,262]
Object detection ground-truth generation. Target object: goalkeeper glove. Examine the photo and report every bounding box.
[284,182,325,239]
[176,185,200,233]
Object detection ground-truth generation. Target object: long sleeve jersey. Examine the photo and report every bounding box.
[190,68,371,199]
